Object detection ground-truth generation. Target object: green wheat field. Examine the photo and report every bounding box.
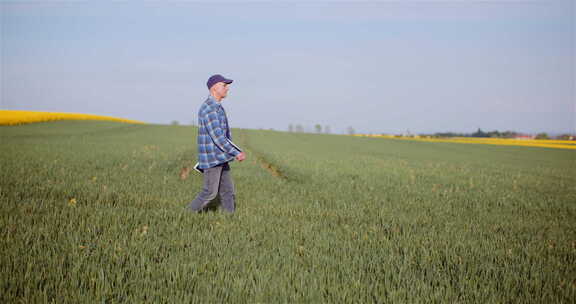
[1,121,575,303]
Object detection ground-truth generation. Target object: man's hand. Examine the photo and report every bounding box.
[236,152,246,162]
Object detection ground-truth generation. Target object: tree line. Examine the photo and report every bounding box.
[424,128,573,140]
[288,124,336,134]
[287,124,360,135]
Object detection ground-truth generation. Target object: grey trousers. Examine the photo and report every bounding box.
[187,163,235,213]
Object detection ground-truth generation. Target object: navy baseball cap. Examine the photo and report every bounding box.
[207,74,233,89]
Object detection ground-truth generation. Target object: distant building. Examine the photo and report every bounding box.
[515,134,535,140]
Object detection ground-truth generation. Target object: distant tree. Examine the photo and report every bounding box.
[347,126,355,135]
[324,125,331,134]
[501,131,518,138]
[171,120,179,126]
[434,132,460,138]
[487,130,501,138]
[295,124,304,133]
[471,128,487,138]
[315,124,322,133]
[535,132,549,140]
[288,124,294,132]
[557,134,574,140]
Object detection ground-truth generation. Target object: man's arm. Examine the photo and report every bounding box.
[202,109,241,157]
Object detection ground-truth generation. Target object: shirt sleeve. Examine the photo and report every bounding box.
[202,109,241,157]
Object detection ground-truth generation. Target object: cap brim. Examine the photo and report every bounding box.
[223,79,233,84]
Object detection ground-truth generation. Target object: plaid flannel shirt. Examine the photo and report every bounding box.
[196,96,241,169]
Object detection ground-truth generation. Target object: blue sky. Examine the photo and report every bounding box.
[2,1,574,134]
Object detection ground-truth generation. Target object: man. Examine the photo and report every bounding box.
[187,74,246,213]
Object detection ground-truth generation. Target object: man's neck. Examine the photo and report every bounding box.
[210,93,223,102]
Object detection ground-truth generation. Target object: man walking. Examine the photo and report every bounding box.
[187,74,245,213]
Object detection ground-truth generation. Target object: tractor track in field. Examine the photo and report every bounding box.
[178,131,290,181]
[237,132,288,181]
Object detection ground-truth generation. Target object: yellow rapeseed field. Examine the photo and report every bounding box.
[355,134,576,150]
[0,110,144,126]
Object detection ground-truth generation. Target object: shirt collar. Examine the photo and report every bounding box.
[206,95,222,109]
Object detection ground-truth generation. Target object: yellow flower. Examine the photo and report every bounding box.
[354,133,576,150]
[140,225,149,236]
[0,110,144,126]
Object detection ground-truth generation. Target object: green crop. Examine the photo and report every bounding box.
[1,121,575,303]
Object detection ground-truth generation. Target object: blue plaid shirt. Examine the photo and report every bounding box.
[196,96,241,169]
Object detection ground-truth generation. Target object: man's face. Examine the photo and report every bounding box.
[212,82,230,99]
